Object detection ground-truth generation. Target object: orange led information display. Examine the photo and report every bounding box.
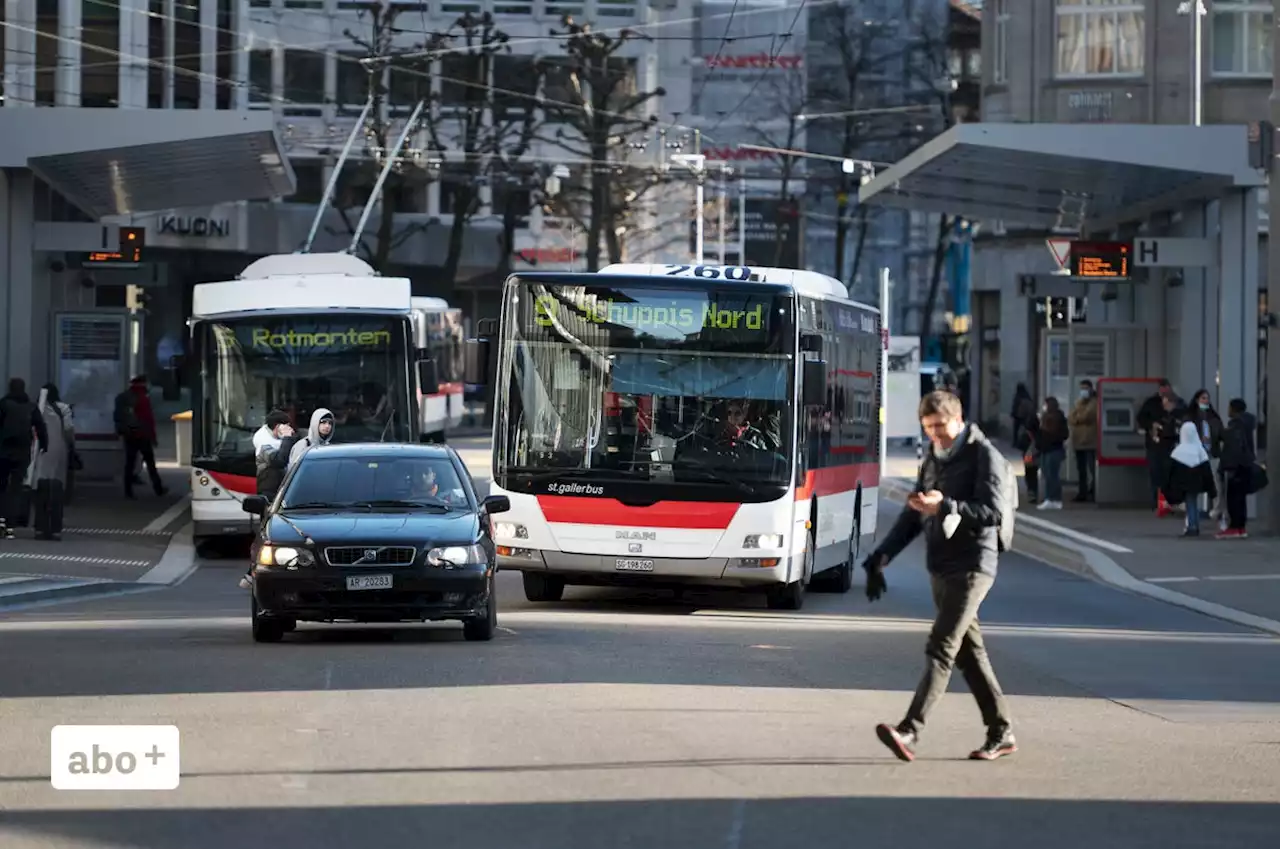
[1069,241,1130,279]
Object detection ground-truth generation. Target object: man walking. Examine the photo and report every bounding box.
[863,390,1017,762]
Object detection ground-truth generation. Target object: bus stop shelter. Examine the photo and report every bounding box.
[856,122,1265,421]
[1,109,295,384]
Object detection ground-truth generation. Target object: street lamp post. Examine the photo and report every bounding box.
[1178,0,1206,125]
[1267,0,1280,531]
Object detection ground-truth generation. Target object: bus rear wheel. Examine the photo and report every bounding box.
[522,572,566,602]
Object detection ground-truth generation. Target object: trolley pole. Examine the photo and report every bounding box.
[880,267,891,482]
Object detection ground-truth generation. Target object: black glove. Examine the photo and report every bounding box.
[862,554,888,602]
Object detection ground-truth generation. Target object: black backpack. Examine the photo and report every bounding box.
[113,391,141,436]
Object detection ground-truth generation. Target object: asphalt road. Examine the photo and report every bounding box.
[0,442,1277,848]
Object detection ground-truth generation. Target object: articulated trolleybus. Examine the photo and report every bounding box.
[485,262,883,610]
[189,253,443,546]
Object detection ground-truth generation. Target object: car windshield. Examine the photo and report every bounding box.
[193,315,413,472]
[281,456,470,510]
[495,279,795,493]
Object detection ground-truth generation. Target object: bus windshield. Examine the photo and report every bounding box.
[495,279,796,499]
[193,314,414,474]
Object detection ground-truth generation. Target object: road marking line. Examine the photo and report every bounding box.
[1203,574,1280,582]
[0,552,151,567]
[880,484,1280,638]
[886,476,1134,552]
[143,495,191,533]
[136,523,198,585]
[0,576,40,585]
[61,528,172,537]
[1148,577,1200,583]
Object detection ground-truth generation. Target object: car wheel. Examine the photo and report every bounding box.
[463,576,498,642]
[251,596,285,643]
[522,571,566,602]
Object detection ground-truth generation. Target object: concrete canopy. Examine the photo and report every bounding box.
[857,123,1265,232]
[0,110,295,218]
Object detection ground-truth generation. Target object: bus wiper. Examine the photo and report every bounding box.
[356,499,451,512]
[675,459,757,494]
[507,467,634,485]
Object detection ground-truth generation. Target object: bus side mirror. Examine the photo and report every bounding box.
[418,359,440,393]
[464,338,489,385]
[802,360,826,407]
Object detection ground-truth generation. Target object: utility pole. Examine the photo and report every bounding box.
[694,129,704,263]
[718,166,727,265]
[1266,0,1280,531]
[738,168,748,265]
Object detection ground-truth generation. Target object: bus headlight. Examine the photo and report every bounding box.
[257,545,315,567]
[494,522,528,540]
[743,534,784,549]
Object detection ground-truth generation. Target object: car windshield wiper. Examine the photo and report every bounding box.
[279,501,342,511]
[356,499,452,512]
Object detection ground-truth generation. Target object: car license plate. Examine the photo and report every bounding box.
[615,558,654,572]
[346,574,392,591]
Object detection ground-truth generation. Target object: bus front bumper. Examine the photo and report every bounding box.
[497,548,793,588]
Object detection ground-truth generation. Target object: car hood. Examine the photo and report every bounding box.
[264,510,480,547]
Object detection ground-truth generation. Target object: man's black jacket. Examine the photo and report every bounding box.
[873,424,1011,577]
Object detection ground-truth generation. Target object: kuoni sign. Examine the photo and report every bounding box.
[534,294,766,335]
[251,328,392,348]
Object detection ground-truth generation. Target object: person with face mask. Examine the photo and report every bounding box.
[252,410,299,501]
[288,408,336,468]
[1068,380,1098,502]
[1187,389,1224,522]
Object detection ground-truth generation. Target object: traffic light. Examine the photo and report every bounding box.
[120,227,144,262]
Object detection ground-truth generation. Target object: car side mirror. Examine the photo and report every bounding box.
[802,360,827,407]
[482,494,511,514]
[464,338,489,385]
[418,359,440,394]
[242,495,268,515]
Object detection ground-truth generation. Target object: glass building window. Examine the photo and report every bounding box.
[147,0,166,108]
[81,0,121,107]
[249,49,273,104]
[335,53,369,112]
[284,50,326,104]
[173,1,200,108]
[1054,0,1144,78]
[288,160,326,205]
[1212,1,1272,76]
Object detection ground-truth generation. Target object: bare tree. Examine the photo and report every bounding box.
[906,4,966,353]
[330,5,439,271]
[539,16,665,271]
[806,6,915,288]
[740,52,810,265]
[425,12,544,285]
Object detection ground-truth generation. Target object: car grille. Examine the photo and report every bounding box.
[324,546,418,566]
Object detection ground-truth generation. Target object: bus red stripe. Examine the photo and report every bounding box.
[536,496,740,529]
[795,462,880,500]
[208,471,258,494]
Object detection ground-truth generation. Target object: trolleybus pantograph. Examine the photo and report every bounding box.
[188,253,447,545]
[482,262,883,610]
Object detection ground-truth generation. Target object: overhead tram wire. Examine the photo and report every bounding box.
[701,0,809,141]
[688,0,741,111]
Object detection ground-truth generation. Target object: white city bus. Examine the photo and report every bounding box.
[483,262,883,610]
[410,297,466,441]
[189,253,434,545]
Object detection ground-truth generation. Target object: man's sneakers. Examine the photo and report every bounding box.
[876,723,1017,762]
[0,522,13,540]
[969,729,1017,761]
[875,724,917,762]
[238,575,253,589]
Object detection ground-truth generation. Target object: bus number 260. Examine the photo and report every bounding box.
[664,265,752,281]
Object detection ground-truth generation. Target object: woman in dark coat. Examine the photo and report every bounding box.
[1187,388,1225,519]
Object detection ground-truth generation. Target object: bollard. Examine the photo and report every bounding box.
[171,411,192,467]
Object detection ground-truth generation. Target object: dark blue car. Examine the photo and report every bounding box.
[240,442,510,643]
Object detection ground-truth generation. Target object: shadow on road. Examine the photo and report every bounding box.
[1,797,1276,849]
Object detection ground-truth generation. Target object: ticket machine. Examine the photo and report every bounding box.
[1095,377,1161,505]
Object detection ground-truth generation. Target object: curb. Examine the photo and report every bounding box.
[880,478,1280,638]
[0,579,151,611]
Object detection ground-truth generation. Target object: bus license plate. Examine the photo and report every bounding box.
[346,574,392,591]
[615,558,654,572]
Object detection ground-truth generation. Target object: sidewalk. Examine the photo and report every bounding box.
[880,444,1280,637]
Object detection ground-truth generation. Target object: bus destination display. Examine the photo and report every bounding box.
[1069,241,1130,279]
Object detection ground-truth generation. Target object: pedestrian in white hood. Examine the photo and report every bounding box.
[289,407,335,467]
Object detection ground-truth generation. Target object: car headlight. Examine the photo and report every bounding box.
[257,545,315,567]
[427,543,487,567]
[743,534,784,549]
[494,522,528,539]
